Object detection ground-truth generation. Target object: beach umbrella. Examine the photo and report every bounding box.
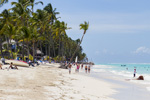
[75,56,78,63]
[2,39,16,45]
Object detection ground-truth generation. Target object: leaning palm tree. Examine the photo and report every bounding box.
[70,21,89,63]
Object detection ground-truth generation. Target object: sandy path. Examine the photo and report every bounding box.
[0,64,117,100]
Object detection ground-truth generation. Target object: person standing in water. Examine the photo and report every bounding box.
[133,67,136,77]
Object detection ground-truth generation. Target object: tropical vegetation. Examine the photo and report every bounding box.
[0,0,89,62]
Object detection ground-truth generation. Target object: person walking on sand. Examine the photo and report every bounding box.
[68,63,72,74]
[81,64,83,69]
[76,64,80,73]
[133,67,136,77]
[88,64,91,73]
[85,65,88,73]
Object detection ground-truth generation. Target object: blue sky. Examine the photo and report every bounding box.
[1,0,150,63]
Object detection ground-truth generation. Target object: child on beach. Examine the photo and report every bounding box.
[68,63,72,74]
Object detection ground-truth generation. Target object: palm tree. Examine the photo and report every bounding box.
[70,21,89,63]
[44,3,59,24]
[52,21,70,56]
[0,0,8,7]
[0,9,14,58]
[44,3,60,57]
[31,9,49,56]
[28,0,43,13]
[0,23,4,57]
[3,24,16,58]
[19,26,31,61]
[0,9,11,25]
[30,26,40,62]
[0,1,87,62]
[11,1,30,22]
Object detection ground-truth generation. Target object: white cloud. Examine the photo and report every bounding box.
[94,49,115,55]
[102,49,108,53]
[61,12,150,34]
[95,50,100,55]
[89,24,150,33]
[134,47,150,54]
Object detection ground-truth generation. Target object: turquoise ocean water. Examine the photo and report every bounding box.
[94,63,150,74]
[92,63,150,91]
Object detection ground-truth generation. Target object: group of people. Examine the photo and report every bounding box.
[68,63,91,74]
[0,62,18,70]
[28,59,39,67]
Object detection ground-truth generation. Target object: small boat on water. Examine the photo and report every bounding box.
[5,60,29,67]
[121,65,126,66]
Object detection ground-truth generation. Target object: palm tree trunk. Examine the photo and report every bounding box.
[0,38,3,57]
[61,42,64,57]
[7,37,9,50]
[35,42,37,59]
[69,33,85,63]
[22,39,25,61]
[33,42,35,62]
[48,44,50,57]
[7,38,13,59]
[58,32,61,56]
[8,38,13,59]
[49,39,51,57]
[45,44,47,55]
[50,36,55,57]
[27,41,30,61]
[53,44,55,57]
[40,41,42,54]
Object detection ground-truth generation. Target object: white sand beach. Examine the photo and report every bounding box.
[0,63,118,100]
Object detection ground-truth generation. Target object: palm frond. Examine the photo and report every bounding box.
[35,1,43,5]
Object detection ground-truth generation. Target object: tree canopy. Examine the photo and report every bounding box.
[0,0,88,62]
